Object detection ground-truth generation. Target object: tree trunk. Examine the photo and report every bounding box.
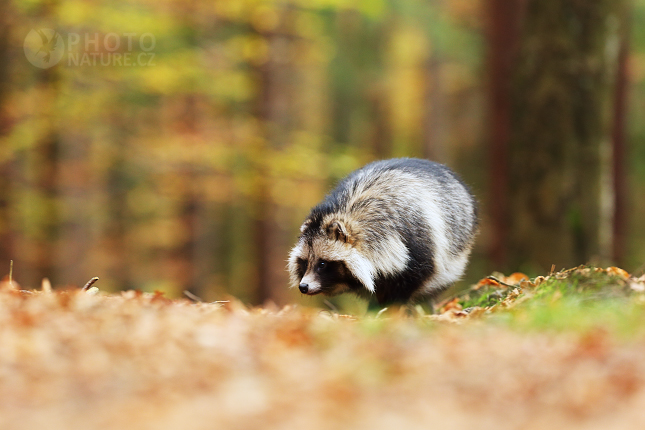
[252,9,295,305]
[106,149,130,289]
[422,54,447,163]
[369,88,391,159]
[486,0,524,270]
[0,0,13,271]
[611,4,630,266]
[506,0,623,271]
[34,69,61,285]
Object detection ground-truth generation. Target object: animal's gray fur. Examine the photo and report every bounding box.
[287,158,478,305]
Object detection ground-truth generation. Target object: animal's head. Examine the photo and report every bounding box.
[287,215,375,297]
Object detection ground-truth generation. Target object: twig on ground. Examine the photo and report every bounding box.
[486,276,519,289]
[323,299,338,313]
[376,307,389,318]
[41,278,52,293]
[82,277,100,291]
[183,290,203,302]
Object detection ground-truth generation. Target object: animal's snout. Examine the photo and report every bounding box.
[299,283,309,294]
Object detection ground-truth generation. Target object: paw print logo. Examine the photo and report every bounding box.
[24,29,65,69]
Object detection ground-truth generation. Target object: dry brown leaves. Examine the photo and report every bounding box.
[1,278,645,430]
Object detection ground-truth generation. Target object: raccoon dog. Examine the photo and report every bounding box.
[287,158,478,305]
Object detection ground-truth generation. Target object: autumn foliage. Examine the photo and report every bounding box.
[2,268,645,429]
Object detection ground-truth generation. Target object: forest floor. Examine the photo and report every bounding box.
[1,267,645,430]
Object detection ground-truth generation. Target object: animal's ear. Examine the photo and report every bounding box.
[326,221,349,243]
[299,219,311,233]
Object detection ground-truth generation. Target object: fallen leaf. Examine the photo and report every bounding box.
[606,267,630,279]
[505,272,529,284]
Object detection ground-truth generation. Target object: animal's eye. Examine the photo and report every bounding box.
[316,261,327,271]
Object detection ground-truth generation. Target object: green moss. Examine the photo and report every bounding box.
[500,296,645,339]
[459,287,511,309]
[443,267,645,339]
[488,268,645,338]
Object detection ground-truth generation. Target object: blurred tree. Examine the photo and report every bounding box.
[502,0,627,271]
[172,2,200,298]
[421,54,446,162]
[252,5,296,304]
[0,0,501,299]
[0,0,13,271]
[31,0,62,284]
[105,126,131,288]
[33,71,60,284]
[329,10,391,157]
[611,3,631,266]
[486,0,523,269]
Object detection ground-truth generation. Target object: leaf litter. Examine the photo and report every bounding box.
[1,267,645,429]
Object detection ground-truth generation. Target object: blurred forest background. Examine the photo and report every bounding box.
[0,0,644,307]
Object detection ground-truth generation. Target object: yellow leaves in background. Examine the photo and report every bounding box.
[3,0,488,297]
[272,179,324,210]
[387,27,428,144]
[2,118,45,154]
[58,0,173,36]
[388,28,429,66]
[138,56,196,95]
[57,0,93,26]
[294,11,326,40]
[224,34,270,66]
[268,131,328,178]
[130,218,189,249]
[214,0,248,22]
[250,5,280,33]
[12,0,46,13]
[356,0,387,19]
